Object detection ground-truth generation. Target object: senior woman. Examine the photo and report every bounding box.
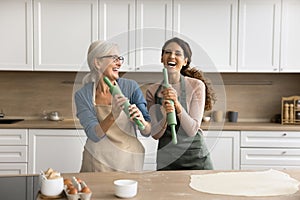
[75,40,151,172]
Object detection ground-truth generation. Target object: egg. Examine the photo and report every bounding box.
[67,184,75,191]
[76,177,82,183]
[64,178,72,186]
[68,187,78,195]
[81,186,91,193]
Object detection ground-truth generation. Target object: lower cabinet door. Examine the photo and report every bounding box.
[204,131,240,170]
[0,176,39,200]
[28,129,87,174]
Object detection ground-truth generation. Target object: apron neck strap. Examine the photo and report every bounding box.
[154,75,187,110]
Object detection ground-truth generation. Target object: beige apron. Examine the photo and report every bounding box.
[81,104,145,172]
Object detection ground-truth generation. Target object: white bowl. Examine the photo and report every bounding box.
[114,179,138,198]
[203,116,211,122]
[40,176,64,197]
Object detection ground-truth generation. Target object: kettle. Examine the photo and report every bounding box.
[47,111,63,121]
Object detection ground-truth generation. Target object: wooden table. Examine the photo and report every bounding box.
[37,170,300,200]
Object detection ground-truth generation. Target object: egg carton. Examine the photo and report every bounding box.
[64,177,92,200]
[65,190,92,200]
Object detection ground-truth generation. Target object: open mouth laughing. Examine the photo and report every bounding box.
[167,62,176,68]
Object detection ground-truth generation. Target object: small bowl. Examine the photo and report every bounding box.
[202,116,211,122]
[114,179,138,198]
[40,176,64,197]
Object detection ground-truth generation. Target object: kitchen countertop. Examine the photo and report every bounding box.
[201,122,300,131]
[34,170,300,200]
[1,119,300,131]
[0,119,81,129]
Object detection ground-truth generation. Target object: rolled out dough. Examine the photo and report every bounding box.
[190,169,299,197]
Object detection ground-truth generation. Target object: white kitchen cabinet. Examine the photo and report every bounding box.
[0,129,28,175]
[99,0,172,72]
[204,131,240,170]
[173,0,238,72]
[33,0,97,71]
[238,0,281,72]
[280,0,300,72]
[28,129,87,174]
[99,0,135,72]
[240,131,300,170]
[1,0,300,73]
[138,130,240,171]
[0,0,33,71]
[135,0,173,72]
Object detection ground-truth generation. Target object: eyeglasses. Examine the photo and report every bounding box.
[163,50,184,57]
[98,55,125,64]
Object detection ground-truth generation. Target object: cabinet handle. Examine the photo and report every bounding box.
[281,151,287,155]
[282,133,287,136]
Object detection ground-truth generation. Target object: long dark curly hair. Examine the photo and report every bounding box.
[161,37,217,111]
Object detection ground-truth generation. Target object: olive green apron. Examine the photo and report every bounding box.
[81,104,145,172]
[154,76,213,170]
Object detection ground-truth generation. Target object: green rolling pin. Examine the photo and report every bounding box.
[162,68,178,144]
[103,76,145,130]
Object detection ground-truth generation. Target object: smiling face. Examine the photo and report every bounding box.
[96,47,122,81]
[161,42,188,73]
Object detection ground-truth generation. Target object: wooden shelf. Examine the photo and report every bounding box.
[282,96,300,125]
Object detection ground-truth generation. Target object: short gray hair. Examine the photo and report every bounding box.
[83,40,118,84]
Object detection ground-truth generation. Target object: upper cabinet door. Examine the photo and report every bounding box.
[238,0,281,72]
[173,0,238,72]
[280,0,300,72]
[0,0,33,71]
[99,0,135,72]
[135,0,172,72]
[34,0,98,71]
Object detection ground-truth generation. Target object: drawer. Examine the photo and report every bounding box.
[0,129,28,145]
[240,165,300,170]
[0,163,27,175]
[241,148,300,165]
[241,131,300,148]
[0,146,27,162]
